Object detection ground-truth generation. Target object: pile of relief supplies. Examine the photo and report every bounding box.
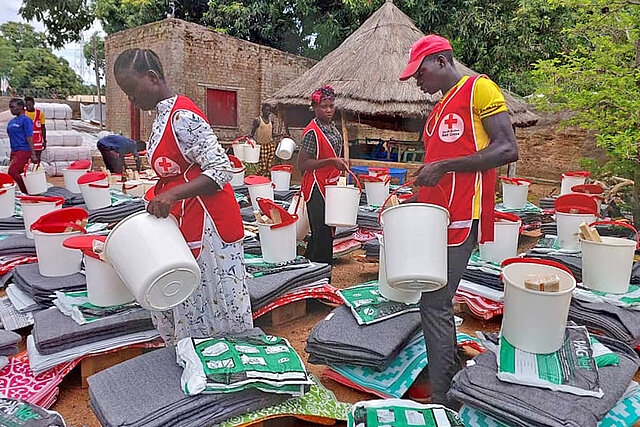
[88,328,326,427]
[453,324,640,427]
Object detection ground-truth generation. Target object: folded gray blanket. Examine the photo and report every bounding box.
[569,299,640,345]
[87,200,145,223]
[88,346,286,427]
[305,304,421,370]
[12,263,85,305]
[449,335,639,427]
[0,234,35,256]
[33,307,154,354]
[44,186,84,206]
[0,329,21,356]
[0,217,25,231]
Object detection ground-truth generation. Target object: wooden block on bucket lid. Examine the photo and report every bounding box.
[337,177,347,186]
[524,274,561,292]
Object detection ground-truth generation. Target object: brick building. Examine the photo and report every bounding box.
[105,18,316,142]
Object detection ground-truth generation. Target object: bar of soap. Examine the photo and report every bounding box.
[524,274,561,292]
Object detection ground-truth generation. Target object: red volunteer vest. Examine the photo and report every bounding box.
[150,96,244,258]
[300,119,341,202]
[32,110,43,150]
[417,75,496,246]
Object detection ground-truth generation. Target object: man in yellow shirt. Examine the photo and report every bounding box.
[24,97,46,161]
[399,35,518,409]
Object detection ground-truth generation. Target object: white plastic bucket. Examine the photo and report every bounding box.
[288,194,309,241]
[140,179,158,194]
[21,199,63,239]
[556,211,597,250]
[271,170,291,191]
[257,221,297,263]
[276,138,296,160]
[378,238,421,304]
[501,259,576,353]
[381,203,449,292]
[62,168,90,193]
[364,181,390,207]
[561,173,588,195]
[85,255,135,307]
[247,182,274,210]
[232,143,245,161]
[325,185,360,227]
[0,184,16,218]
[123,180,145,198]
[79,179,111,210]
[581,222,638,294]
[23,169,48,195]
[230,167,246,187]
[502,181,530,209]
[33,229,84,277]
[104,212,201,311]
[479,215,522,264]
[244,143,261,164]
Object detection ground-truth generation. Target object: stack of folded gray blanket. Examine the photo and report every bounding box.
[88,346,287,427]
[0,330,20,356]
[0,234,35,256]
[12,263,86,306]
[248,261,331,309]
[44,187,85,206]
[87,199,145,223]
[449,335,640,427]
[569,299,640,346]
[0,217,25,232]
[306,304,421,370]
[243,236,262,255]
[356,207,381,230]
[32,307,154,354]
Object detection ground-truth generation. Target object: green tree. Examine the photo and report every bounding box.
[0,22,84,98]
[19,0,94,49]
[533,0,640,225]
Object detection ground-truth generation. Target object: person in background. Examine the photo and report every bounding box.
[113,48,252,344]
[298,86,347,264]
[6,98,36,193]
[97,133,146,173]
[24,97,46,161]
[400,35,518,409]
[250,103,276,176]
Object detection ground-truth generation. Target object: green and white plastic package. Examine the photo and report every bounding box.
[347,399,464,427]
[339,282,420,325]
[176,334,313,397]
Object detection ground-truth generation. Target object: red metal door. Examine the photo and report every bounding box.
[206,89,237,127]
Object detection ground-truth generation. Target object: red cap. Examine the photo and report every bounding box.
[0,173,15,186]
[244,175,271,186]
[77,172,107,185]
[68,160,91,170]
[400,35,452,81]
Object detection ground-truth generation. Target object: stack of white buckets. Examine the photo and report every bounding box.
[231,137,261,164]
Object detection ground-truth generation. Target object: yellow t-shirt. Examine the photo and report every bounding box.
[439,75,507,219]
[25,110,45,125]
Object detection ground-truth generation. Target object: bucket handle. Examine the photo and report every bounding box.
[88,183,110,189]
[343,167,363,194]
[22,160,41,176]
[271,214,299,230]
[293,191,304,213]
[589,220,639,250]
[377,180,449,223]
[501,257,575,279]
[123,183,139,190]
[232,136,255,148]
[499,175,531,186]
[32,221,87,234]
[0,188,7,196]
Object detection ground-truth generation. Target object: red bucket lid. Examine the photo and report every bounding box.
[31,207,88,233]
[571,184,604,195]
[244,175,271,186]
[270,165,293,173]
[257,198,296,228]
[398,193,413,201]
[63,235,106,259]
[0,173,15,186]
[495,211,521,223]
[563,171,590,178]
[369,167,389,173]
[499,176,531,186]
[17,195,64,205]
[359,174,387,183]
[228,155,243,168]
[78,172,107,185]
[68,160,91,170]
[554,193,598,215]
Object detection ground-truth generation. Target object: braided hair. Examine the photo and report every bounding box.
[114,49,165,80]
[311,85,336,105]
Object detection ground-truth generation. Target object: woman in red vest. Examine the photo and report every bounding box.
[298,86,348,264]
[113,49,252,344]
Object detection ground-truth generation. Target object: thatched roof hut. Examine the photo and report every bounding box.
[266,0,539,128]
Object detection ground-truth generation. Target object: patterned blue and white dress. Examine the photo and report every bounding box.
[147,95,253,344]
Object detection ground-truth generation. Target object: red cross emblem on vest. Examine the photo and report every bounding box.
[154,156,181,177]
[438,113,464,143]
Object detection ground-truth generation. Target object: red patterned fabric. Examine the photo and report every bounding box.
[252,284,342,319]
[0,256,37,275]
[454,289,503,320]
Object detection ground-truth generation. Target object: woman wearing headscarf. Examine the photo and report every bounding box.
[298,86,347,264]
[113,48,253,344]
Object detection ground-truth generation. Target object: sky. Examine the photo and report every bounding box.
[1,0,104,84]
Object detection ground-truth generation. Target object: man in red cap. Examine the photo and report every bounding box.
[400,35,518,409]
